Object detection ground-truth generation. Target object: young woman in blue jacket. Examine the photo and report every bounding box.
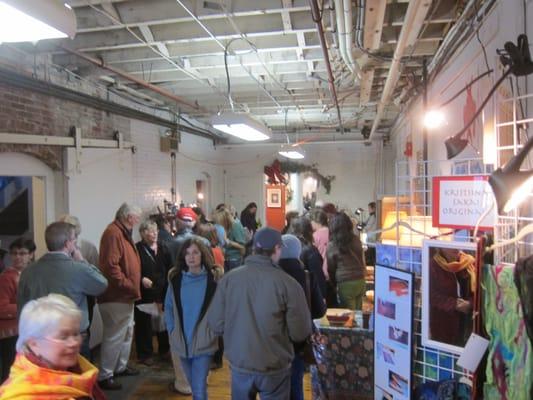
[164,238,222,400]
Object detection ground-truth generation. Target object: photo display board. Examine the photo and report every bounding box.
[374,265,414,400]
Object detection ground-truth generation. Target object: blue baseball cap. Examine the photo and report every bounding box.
[253,227,283,250]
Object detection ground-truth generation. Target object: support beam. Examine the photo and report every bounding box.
[101,0,122,22]
[61,45,206,112]
[0,66,221,142]
[368,0,431,141]
[0,132,134,149]
[359,0,386,106]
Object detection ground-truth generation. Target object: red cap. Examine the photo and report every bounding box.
[177,207,197,222]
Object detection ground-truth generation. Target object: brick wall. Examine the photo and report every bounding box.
[0,81,130,170]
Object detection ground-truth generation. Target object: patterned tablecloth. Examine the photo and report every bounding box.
[311,321,374,399]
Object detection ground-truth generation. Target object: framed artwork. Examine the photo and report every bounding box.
[374,265,414,400]
[422,239,478,354]
[266,187,282,208]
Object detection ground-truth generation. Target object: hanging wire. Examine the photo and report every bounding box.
[472,1,491,72]
[84,1,230,103]
[215,0,308,123]
[449,68,512,140]
[438,69,493,108]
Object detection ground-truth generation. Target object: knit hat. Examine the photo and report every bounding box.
[280,234,302,260]
[253,227,282,250]
[177,207,197,222]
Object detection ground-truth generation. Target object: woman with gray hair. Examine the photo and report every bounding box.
[134,220,172,366]
[0,294,106,399]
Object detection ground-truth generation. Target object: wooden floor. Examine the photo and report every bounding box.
[105,357,312,399]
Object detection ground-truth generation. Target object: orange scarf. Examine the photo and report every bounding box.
[0,353,99,399]
[433,251,476,292]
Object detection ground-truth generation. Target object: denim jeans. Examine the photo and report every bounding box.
[180,354,212,400]
[224,257,242,272]
[231,368,291,400]
[290,354,305,400]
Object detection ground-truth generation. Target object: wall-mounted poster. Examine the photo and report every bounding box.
[422,239,477,354]
[374,265,414,400]
[266,187,282,208]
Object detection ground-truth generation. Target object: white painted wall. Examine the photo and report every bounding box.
[391,0,531,174]
[130,120,225,219]
[65,147,134,246]
[220,141,390,219]
[61,120,226,246]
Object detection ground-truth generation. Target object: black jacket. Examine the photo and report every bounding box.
[278,258,327,320]
[301,243,327,302]
[135,241,172,303]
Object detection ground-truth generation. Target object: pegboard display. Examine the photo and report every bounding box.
[378,156,494,392]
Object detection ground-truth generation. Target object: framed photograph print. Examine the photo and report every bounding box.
[422,239,477,354]
[266,187,282,208]
[374,265,414,400]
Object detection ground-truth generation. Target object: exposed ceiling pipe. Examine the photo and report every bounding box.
[367,0,431,142]
[343,0,361,80]
[429,0,495,77]
[309,0,344,133]
[174,0,285,112]
[333,0,352,73]
[220,138,369,148]
[60,45,207,113]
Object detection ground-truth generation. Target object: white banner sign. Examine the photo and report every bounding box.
[432,176,495,230]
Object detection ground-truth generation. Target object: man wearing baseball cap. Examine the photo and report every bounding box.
[166,207,209,264]
[207,227,312,399]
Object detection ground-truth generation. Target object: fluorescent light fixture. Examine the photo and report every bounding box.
[212,112,270,141]
[0,0,76,43]
[278,150,305,159]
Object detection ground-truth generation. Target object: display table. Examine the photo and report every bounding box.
[311,317,374,400]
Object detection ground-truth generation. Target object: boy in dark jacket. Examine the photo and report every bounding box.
[278,234,327,400]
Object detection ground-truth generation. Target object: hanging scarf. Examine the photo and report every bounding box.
[0,352,102,400]
[433,250,476,292]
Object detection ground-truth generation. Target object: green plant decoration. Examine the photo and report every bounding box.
[277,159,336,194]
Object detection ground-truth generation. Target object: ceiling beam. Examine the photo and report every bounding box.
[72,1,312,33]
[359,0,387,106]
[368,0,431,141]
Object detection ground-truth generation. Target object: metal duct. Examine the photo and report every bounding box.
[367,0,431,142]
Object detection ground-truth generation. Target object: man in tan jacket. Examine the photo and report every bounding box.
[97,203,142,390]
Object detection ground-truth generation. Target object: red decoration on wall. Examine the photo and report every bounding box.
[404,137,413,158]
[264,159,287,185]
[463,84,478,143]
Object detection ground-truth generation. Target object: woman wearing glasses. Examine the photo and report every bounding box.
[0,293,106,399]
[0,238,35,384]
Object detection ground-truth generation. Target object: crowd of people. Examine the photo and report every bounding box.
[0,199,369,399]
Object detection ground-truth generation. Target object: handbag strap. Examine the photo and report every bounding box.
[303,270,319,336]
[304,270,312,311]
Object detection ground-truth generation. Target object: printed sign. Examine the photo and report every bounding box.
[432,176,495,230]
[374,265,414,400]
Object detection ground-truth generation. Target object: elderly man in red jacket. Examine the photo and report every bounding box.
[97,203,142,390]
